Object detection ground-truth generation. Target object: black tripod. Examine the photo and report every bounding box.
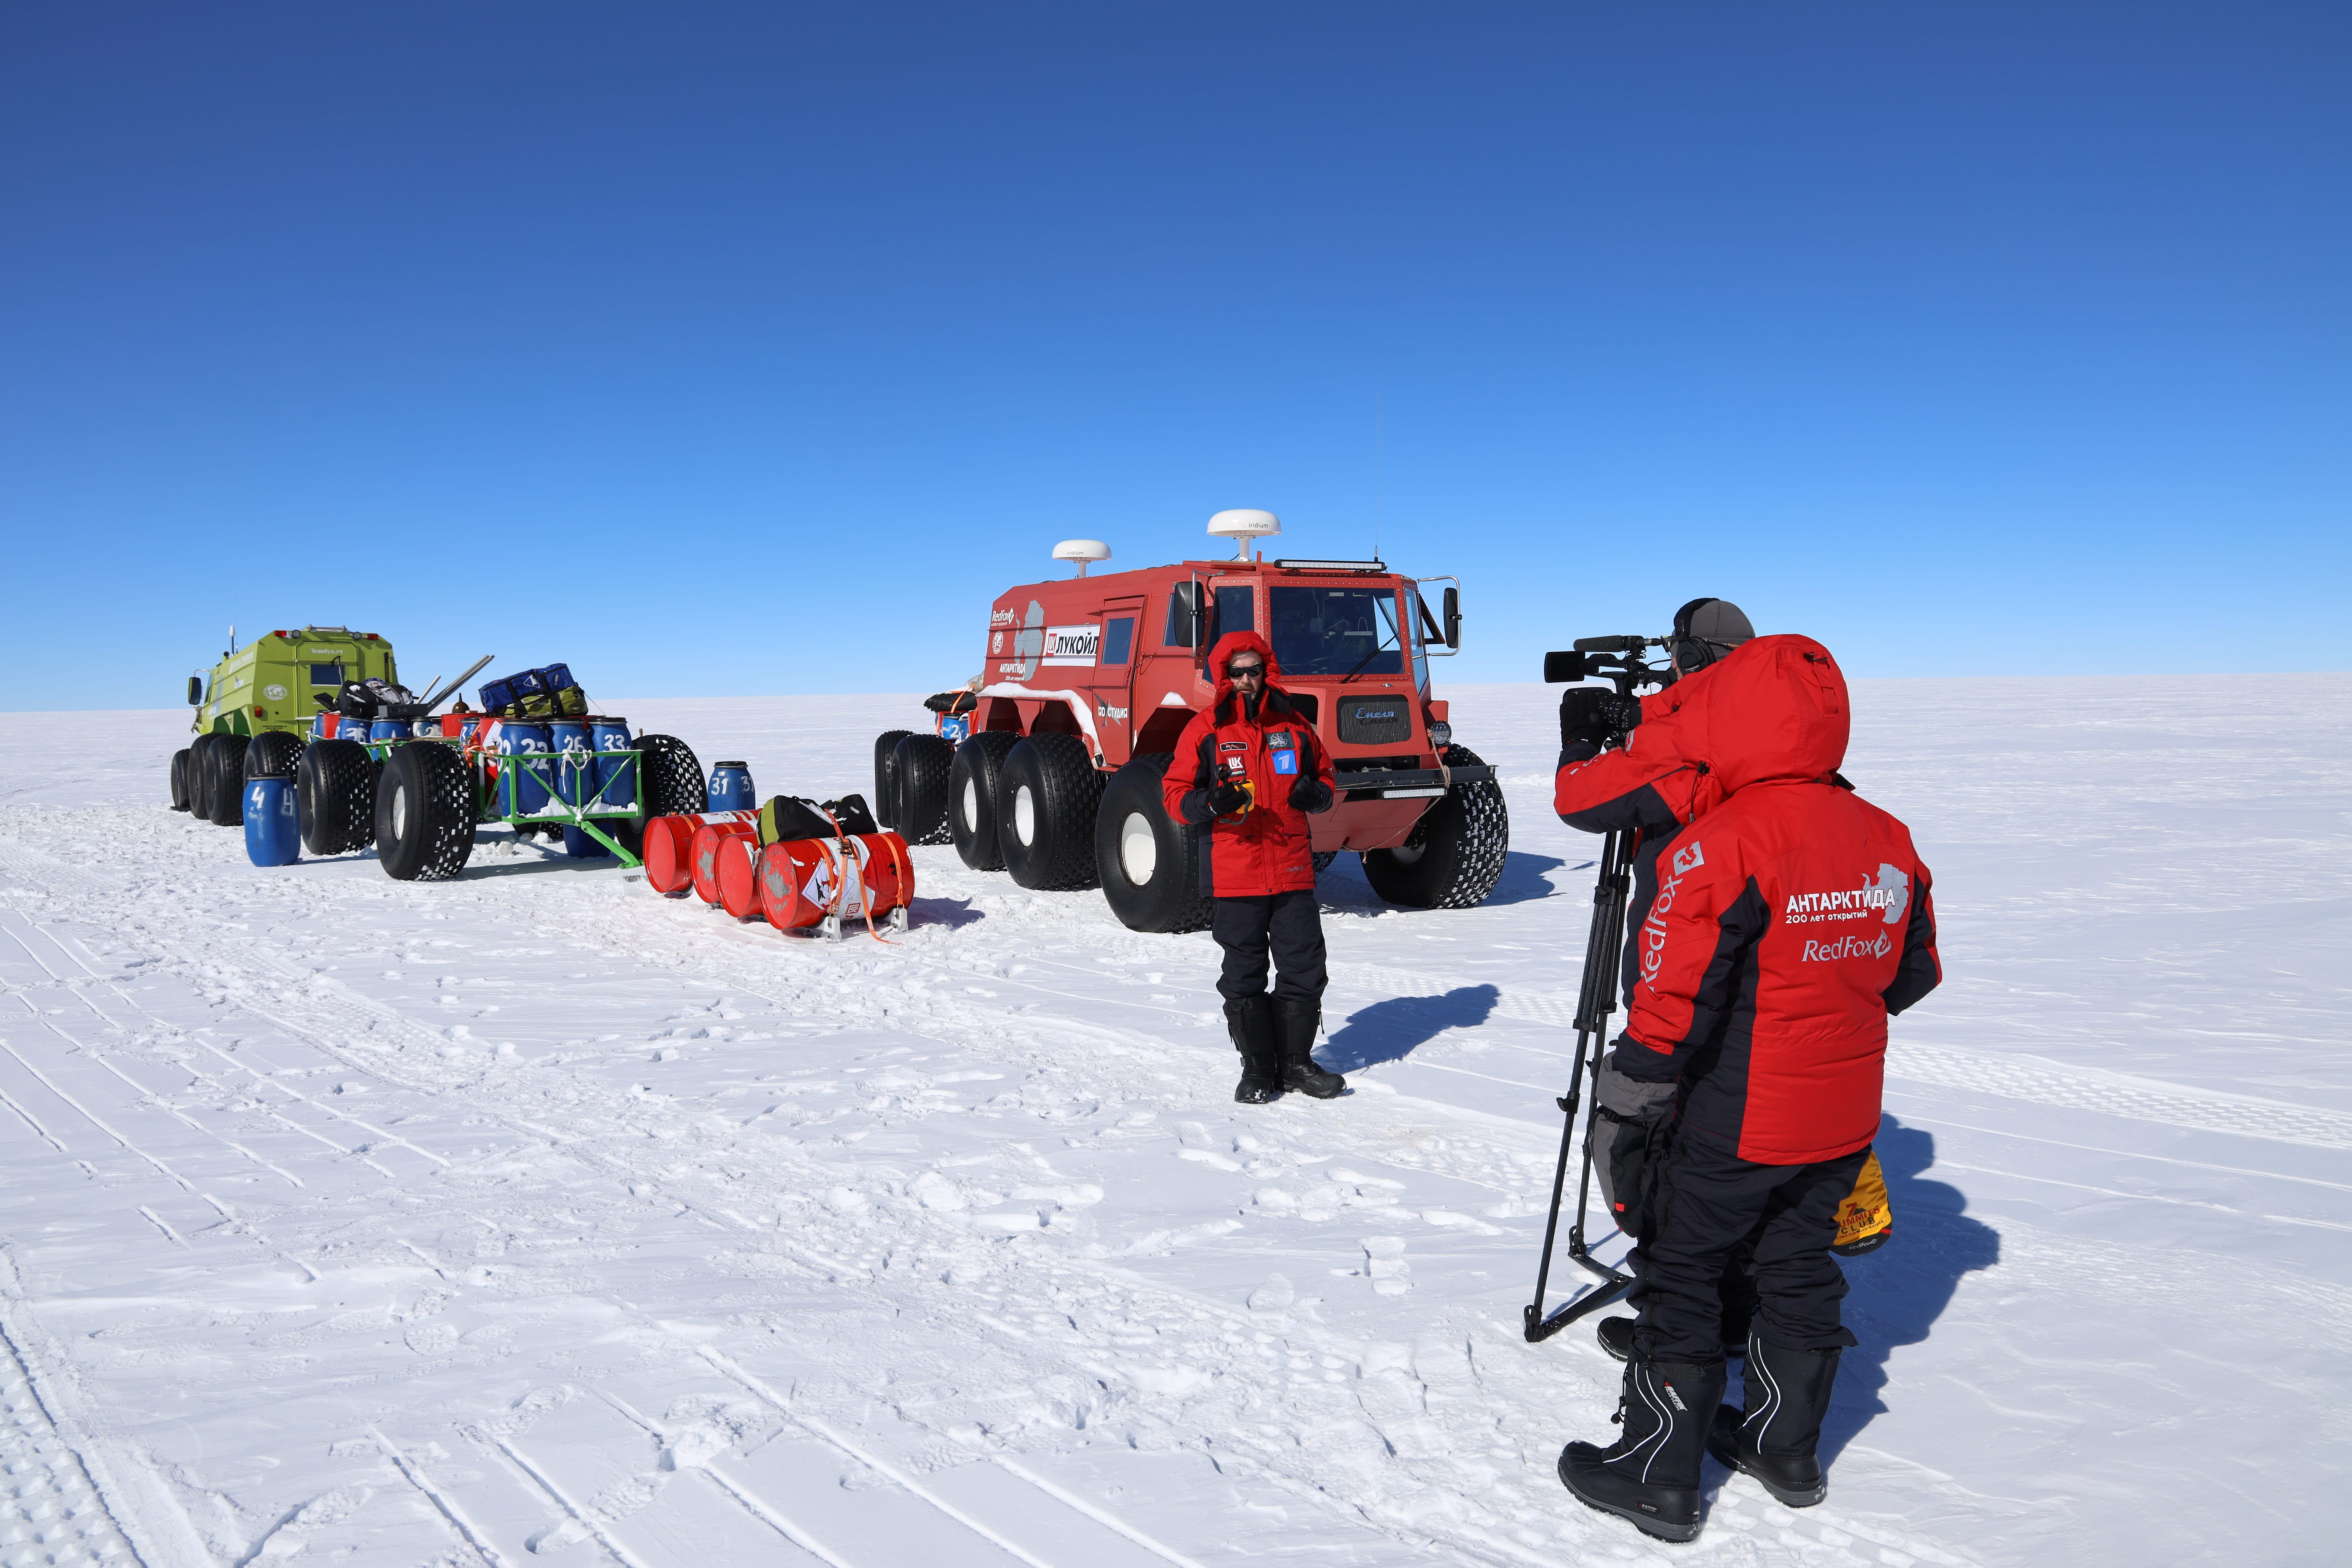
[1522,826,1638,1342]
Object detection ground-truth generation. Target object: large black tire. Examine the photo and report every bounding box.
[204,734,251,826]
[995,732,1106,891]
[186,735,217,820]
[893,734,955,846]
[298,738,377,855]
[637,735,707,819]
[947,730,1022,870]
[375,743,477,881]
[1311,850,1338,874]
[1361,744,1510,909]
[245,731,304,781]
[873,730,912,828]
[1094,753,1211,932]
[169,748,192,812]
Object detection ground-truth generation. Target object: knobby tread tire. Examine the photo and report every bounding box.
[637,735,708,819]
[1094,752,1211,933]
[186,735,217,820]
[948,730,1022,871]
[873,730,912,829]
[996,732,1106,891]
[245,731,304,781]
[375,742,477,881]
[894,734,956,847]
[1360,743,1511,909]
[204,734,251,826]
[298,738,377,855]
[169,748,191,812]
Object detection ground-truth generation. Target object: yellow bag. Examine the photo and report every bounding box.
[1831,1151,1893,1256]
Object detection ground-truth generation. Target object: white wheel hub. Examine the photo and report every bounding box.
[961,778,978,832]
[1013,784,1036,847]
[391,783,408,838]
[1119,811,1157,884]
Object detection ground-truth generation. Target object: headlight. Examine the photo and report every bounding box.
[1427,720,1452,749]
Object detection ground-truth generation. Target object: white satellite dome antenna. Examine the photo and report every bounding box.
[1206,508,1279,561]
[1052,539,1111,577]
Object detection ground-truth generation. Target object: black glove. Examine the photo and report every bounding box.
[1208,781,1251,816]
[1289,777,1333,813]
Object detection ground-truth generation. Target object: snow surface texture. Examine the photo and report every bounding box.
[0,677,2346,1568]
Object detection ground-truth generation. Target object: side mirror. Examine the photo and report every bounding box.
[1542,651,1587,684]
[1442,586,1461,649]
[187,676,203,706]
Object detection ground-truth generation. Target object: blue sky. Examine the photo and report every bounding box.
[3,2,2344,709]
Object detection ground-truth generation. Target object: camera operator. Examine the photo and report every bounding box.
[1551,632,1940,1543]
[1162,631,1346,1105]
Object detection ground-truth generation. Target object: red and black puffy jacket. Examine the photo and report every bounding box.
[1163,632,1337,898]
[1603,636,1942,1164]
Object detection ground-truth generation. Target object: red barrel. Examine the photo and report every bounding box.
[715,832,769,922]
[757,832,914,932]
[691,819,761,905]
[642,810,757,897]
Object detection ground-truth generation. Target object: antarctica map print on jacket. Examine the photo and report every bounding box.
[1,672,2346,1567]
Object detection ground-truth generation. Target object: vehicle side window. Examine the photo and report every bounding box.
[1100,617,1135,666]
[309,663,343,686]
[1215,584,1253,635]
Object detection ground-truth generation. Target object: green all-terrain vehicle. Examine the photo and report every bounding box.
[169,626,402,828]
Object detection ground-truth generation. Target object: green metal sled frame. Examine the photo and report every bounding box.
[360,736,648,868]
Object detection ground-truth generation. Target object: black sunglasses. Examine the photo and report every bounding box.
[1228,662,1267,678]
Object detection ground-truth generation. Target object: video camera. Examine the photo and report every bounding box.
[1542,635,1674,748]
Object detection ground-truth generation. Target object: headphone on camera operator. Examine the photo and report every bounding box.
[1557,598,1756,755]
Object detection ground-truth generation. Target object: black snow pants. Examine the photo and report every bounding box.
[1630,1126,1868,1363]
[1212,890,1328,1005]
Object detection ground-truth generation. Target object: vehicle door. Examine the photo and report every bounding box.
[1092,595,1145,763]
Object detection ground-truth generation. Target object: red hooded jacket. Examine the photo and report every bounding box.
[1599,636,1942,1164]
[1162,631,1337,898]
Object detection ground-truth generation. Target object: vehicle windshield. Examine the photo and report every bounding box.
[1269,585,1404,678]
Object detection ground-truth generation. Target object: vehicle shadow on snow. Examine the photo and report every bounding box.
[910,896,982,930]
[1317,852,1569,914]
[1798,1116,2002,1466]
[1321,983,1501,1070]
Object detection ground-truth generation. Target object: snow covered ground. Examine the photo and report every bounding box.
[1,676,2346,1568]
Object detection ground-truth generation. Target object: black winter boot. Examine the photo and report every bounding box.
[1707,1335,1840,1507]
[1596,1315,1747,1364]
[1270,996,1345,1099]
[1225,996,1282,1104]
[1558,1357,1726,1543]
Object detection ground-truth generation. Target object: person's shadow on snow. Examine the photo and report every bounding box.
[1321,984,1500,1070]
[1809,1116,2001,1463]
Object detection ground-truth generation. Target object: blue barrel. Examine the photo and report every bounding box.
[708,761,755,812]
[548,719,591,807]
[457,715,480,743]
[560,823,613,858]
[369,718,405,743]
[243,778,300,866]
[497,722,552,816]
[309,712,329,741]
[412,718,442,739]
[589,719,635,811]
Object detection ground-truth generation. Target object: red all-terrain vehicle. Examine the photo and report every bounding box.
[875,512,1508,932]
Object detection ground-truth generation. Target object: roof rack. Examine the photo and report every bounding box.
[1272,559,1387,573]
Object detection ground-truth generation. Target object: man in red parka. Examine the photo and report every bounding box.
[1162,631,1346,1104]
[1554,634,1940,1544]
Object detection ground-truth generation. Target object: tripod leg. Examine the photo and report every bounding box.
[1522,1075,1582,1339]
